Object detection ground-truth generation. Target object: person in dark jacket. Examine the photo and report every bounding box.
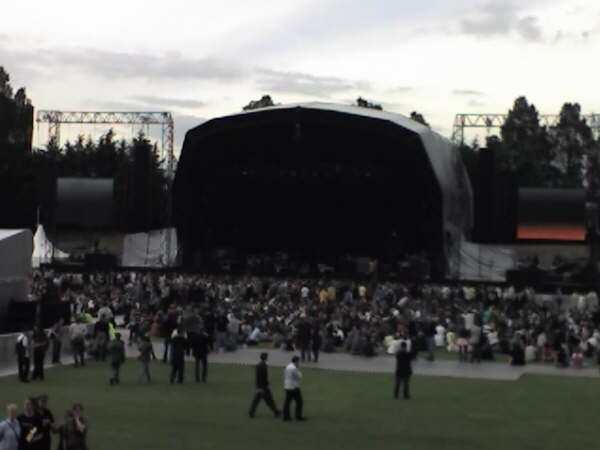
[249,353,280,418]
[394,341,412,400]
[93,319,109,362]
[311,324,322,363]
[169,328,188,384]
[188,328,209,383]
[108,333,126,385]
[297,318,311,362]
[31,326,49,381]
[36,395,54,450]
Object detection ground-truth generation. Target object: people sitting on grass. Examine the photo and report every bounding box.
[27,269,600,371]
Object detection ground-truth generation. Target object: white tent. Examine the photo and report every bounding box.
[32,224,69,268]
[0,229,32,315]
[456,241,516,282]
[122,228,178,267]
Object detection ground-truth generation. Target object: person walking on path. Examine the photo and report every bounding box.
[16,332,30,383]
[249,353,280,418]
[49,319,64,365]
[283,356,306,422]
[108,333,126,385]
[69,318,87,367]
[0,404,21,450]
[311,324,322,363]
[394,341,413,400]
[31,326,49,381]
[188,327,210,383]
[169,328,188,384]
[297,318,311,363]
[93,318,109,362]
[138,336,155,383]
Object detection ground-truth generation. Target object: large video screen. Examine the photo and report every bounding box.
[55,178,114,228]
[517,188,585,241]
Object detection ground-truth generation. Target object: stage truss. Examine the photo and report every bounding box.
[452,113,600,145]
[35,110,175,176]
[35,110,176,267]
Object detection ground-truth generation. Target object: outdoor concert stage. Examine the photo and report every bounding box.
[173,103,473,278]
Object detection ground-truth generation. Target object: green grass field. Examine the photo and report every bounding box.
[1,361,598,450]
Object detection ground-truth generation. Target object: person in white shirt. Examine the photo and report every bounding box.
[69,318,88,367]
[0,404,21,450]
[283,356,306,421]
[15,333,30,383]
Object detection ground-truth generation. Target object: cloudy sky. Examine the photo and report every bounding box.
[1,0,599,152]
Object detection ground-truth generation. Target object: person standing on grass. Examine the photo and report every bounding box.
[249,353,281,418]
[49,319,64,365]
[17,397,42,450]
[188,327,210,383]
[311,323,322,363]
[108,333,126,385]
[297,317,311,363]
[16,332,30,383]
[0,404,21,450]
[31,325,49,381]
[138,335,155,383]
[36,395,54,450]
[93,317,109,362]
[69,317,87,367]
[283,356,307,422]
[56,404,87,450]
[394,341,412,400]
[169,328,188,384]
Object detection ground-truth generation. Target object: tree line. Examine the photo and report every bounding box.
[3,67,600,232]
[460,96,599,189]
[0,66,168,231]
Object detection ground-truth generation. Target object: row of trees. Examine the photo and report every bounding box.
[3,64,599,231]
[462,96,598,188]
[0,66,168,231]
[37,132,169,231]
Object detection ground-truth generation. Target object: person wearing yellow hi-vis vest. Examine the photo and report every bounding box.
[108,322,116,341]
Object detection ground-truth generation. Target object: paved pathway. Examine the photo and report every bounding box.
[2,333,598,381]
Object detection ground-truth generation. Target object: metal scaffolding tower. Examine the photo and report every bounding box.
[452,113,600,145]
[35,110,177,267]
[35,110,175,176]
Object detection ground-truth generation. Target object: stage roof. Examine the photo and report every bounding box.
[181,102,473,236]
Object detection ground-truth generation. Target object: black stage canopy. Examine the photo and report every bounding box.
[173,103,472,277]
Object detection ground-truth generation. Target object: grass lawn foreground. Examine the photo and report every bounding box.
[1,360,598,450]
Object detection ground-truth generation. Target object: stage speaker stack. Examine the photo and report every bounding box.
[55,177,114,228]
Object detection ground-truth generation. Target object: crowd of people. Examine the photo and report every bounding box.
[23,270,600,374]
[0,396,87,450]
[4,269,600,448]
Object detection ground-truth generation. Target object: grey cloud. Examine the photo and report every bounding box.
[460,2,543,42]
[133,96,206,109]
[387,86,414,94]
[582,31,590,42]
[453,89,485,96]
[173,113,206,151]
[516,16,542,42]
[468,99,486,108]
[460,2,515,36]
[0,42,246,82]
[43,48,246,81]
[256,69,370,97]
[81,99,147,110]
